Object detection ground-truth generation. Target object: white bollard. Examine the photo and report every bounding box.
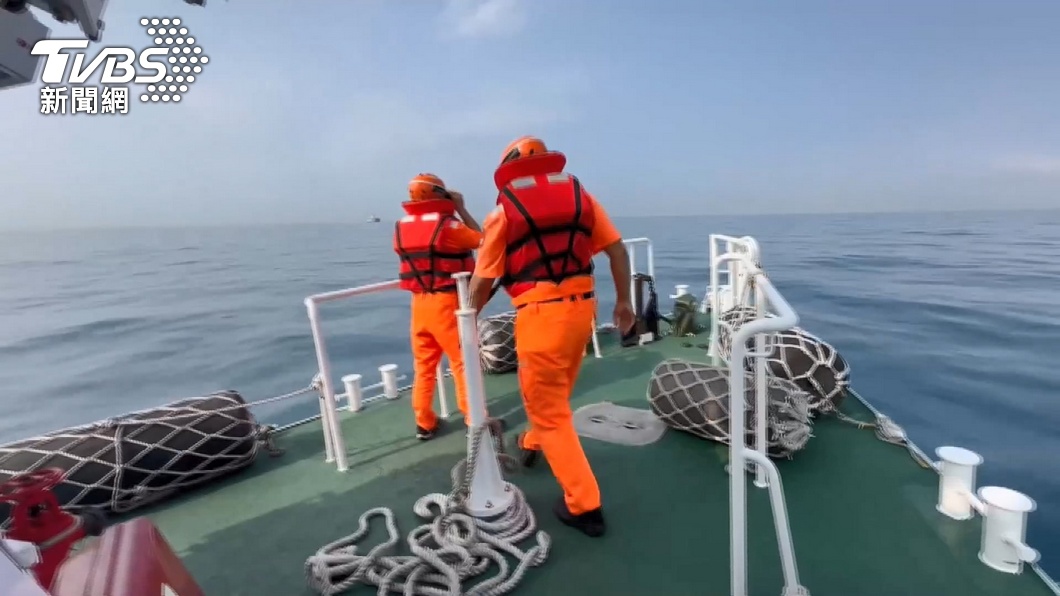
[341,374,364,412]
[379,364,399,400]
[455,305,515,517]
[935,446,983,520]
[978,486,1040,574]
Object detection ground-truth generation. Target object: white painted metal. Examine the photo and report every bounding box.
[979,486,1040,574]
[717,244,804,596]
[935,446,984,520]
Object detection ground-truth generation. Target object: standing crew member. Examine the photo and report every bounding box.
[468,136,635,537]
[394,173,483,440]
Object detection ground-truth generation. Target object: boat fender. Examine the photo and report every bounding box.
[0,390,264,522]
[716,306,851,412]
[646,358,814,458]
[479,311,518,374]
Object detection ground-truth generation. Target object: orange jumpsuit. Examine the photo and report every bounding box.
[474,187,621,515]
[394,204,483,431]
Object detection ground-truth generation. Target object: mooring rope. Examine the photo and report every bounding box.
[304,419,551,596]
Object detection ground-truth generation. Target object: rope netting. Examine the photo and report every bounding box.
[0,389,293,524]
[647,358,813,458]
[305,419,550,596]
[711,298,929,467]
[478,311,518,375]
[715,305,851,412]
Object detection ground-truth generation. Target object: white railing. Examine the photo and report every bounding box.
[303,237,655,472]
[707,234,805,596]
[706,234,760,364]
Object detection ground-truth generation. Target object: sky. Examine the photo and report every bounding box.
[3,0,1059,229]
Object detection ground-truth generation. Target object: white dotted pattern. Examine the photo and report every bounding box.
[138,17,209,103]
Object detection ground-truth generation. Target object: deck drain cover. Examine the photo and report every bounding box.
[573,402,667,446]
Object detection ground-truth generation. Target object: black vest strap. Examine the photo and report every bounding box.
[500,177,593,286]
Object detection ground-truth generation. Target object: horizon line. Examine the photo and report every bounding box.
[1,206,1056,233]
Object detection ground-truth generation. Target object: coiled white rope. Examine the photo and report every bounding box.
[305,420,551,596]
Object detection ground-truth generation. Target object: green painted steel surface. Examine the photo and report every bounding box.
[141,327,1054,596]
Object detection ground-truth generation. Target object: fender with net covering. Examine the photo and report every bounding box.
[716,306,850,412]
[478,310,517,374]
[646,359,813,458]
[0,390,266,522]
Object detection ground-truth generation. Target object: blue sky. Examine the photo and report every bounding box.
[4,0,1058,229]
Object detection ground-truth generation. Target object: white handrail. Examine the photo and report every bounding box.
[304,298,350,471]
[590,236,655,357]
[305,281,454,472]
[302,236,656,469]
[623,237,655,317]
[711,233,804,595]
[706,235,760,362]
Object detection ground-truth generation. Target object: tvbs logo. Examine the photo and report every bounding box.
[33,39,168,85]
[31,17,209,106]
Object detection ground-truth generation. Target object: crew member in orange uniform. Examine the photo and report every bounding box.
[394,173,483,440]
[468,136,634,537]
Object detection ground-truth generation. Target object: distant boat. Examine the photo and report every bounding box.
[367,215,381,223]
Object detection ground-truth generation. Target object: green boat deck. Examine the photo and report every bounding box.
[141,325,1056,596]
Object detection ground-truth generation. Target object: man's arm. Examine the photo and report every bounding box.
[448,191,481,233]
[468,207,506,312]
[602,240,632,304]
[468,275,494,313]
[585,192,635,332]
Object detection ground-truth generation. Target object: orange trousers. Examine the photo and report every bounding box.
[515,297,600,515]
[409,291,469,430]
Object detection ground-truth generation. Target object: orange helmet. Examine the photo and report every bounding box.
[407,173,449,202]
[500,135,548,165]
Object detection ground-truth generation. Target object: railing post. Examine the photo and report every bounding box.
[628,247,638,315]
[722,255,804,595]
[436,362,451,419]
[454,272,471,310]
[454,304,515,516]
[590,317,602,358]
[729,322,750,596]
[708,235,721,362]
[305,298,350,472]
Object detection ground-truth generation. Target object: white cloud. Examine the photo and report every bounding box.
[992,155,1060,175]
[440,0,527,39]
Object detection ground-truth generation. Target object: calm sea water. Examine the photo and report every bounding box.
[1,210,1058,573]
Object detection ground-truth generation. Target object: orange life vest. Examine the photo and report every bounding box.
[393,198,475,293]
[498,171,595,298]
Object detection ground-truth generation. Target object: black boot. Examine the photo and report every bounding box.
[416,419,442,440]
[553,496,606,537]
[514,432,540,468]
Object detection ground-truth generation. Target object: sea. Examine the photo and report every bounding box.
[1,209,1058,574]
